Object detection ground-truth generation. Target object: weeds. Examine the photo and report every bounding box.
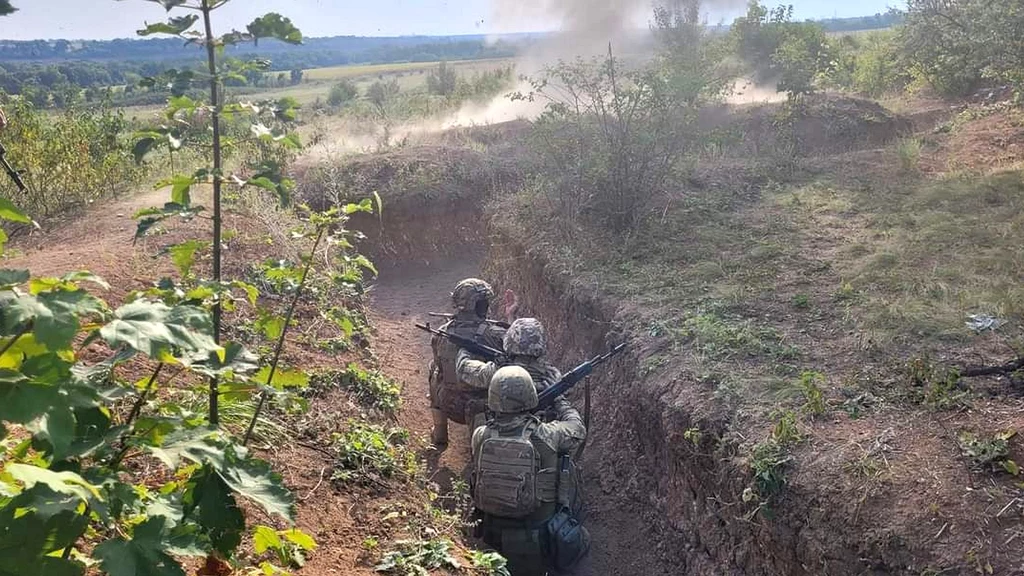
[958,431,1020,476]
[253,525,318,569]
[791,293,811,309]
[907,357,968,409]
[682,311,797,362]
[896,138,923,172]
[797,371,827,416]
[332,420,417,484]
[375,538,461,575]
[308,364,402,414]
[470,550,512,576]
[747,410,802,509]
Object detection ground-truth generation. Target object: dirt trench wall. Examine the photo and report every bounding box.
[316,148,901,575]
[482,233,895,576]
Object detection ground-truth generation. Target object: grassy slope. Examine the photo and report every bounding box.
[496,100,1024,572]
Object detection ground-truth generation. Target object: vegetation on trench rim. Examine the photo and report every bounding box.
[0,2,388,575]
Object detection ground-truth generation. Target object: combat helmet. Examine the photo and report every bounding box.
[451,278,494,314]
[503,318,547,358]
[488,365,539,413]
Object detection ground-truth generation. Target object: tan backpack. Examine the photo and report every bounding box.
[474,420,541,518]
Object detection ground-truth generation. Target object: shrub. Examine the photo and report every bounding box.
[327,79,359,106]
[0,96,145,218]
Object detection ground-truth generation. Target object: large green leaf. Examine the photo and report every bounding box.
[184,467,243,556]
[246,13,302,45]
[93,516,187,576]
[0,198,30,224]
[0,290,105,351]
[0,491,87,576]
[217,445,295,522]
[100,301,220,360]
[253,366,309,391]
[188,342,258,378]
[147,432,295,522]
[3,463,100,503]
[164,240,210,278]
[137,15,198,37]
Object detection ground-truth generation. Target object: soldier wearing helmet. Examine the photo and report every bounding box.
[471,366,589,575]
[428,278,509,447]
[456,318,562,407]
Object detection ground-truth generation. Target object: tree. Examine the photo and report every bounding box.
[327,78,358,106]
[730,1,833,98]
[426,61,458,97]
[290,68,304,85]
[0,0,15,16]
[900,0,1024,97]
[367,78,400,112]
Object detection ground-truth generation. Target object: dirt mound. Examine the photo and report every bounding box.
[297,144,524,263]
[704,94,913,157]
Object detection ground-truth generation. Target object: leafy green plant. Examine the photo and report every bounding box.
[746,410,802,509]
[907,357,967,409]
[470,550,511,576]
[797,371,827,416]
[896,138,923,172]
[791,293,810,309]
[375,538,461,576]
[125,0,304,426]
[958,431,1020,476]
[0,236,297,575]
[340,362,402,414]
[332,420,416,484]
[253,525,318,570]
[0,97,145,218]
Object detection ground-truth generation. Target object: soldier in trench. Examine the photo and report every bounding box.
[456,317,563,410]
[471,365,590,575]
[427,278,518,447]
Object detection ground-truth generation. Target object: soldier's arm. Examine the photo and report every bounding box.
[456,348,497,390]
[546,403,586,452]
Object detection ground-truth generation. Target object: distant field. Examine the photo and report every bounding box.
[237,58,517,106]
[113,57,517,114]
[301,58,515,82]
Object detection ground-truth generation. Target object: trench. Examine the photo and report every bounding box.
[354,202,683,576]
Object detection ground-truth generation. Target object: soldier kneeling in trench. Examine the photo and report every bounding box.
[428,278,512,447]
[472,366,590,575]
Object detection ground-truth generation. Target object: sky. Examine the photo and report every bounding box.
[0,0,903,41]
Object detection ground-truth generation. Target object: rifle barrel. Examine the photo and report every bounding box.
[0,142,26,193]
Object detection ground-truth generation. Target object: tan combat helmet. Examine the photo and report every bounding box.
[451,278,494,315]
[488,365,539,414]
[503,318,547,358]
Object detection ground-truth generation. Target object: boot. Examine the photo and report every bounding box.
[430,409,449,448]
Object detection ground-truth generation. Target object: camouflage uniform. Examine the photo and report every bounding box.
[429,279,506,445]
[457,318,562,394]
[471,366,588,576]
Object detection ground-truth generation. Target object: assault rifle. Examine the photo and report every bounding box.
[536,343,627,410]
[427,312,510,329]
[415,322,503,361]
[0,141,26,193]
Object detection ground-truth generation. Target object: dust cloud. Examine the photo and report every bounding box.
[304,0,758,159]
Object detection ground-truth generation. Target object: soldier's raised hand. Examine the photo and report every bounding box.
[503,289,519,322]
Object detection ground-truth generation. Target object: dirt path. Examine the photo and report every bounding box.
[367,255,488,490]
[4,188,171,280]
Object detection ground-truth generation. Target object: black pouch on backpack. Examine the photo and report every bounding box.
[545,507,591,571]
